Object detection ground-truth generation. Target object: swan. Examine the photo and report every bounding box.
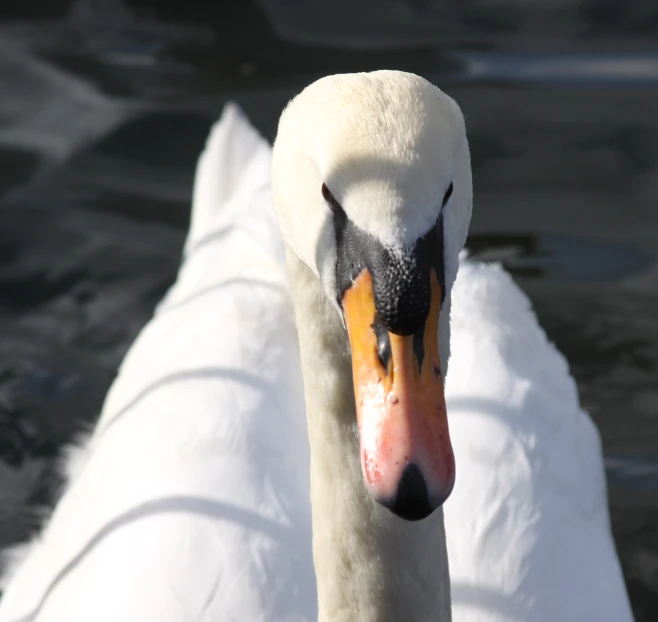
[0,71,633,622]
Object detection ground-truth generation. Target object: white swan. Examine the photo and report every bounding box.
[0,71,633,622]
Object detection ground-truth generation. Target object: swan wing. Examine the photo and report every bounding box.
[445,258,633,622]
[0,104,315,622]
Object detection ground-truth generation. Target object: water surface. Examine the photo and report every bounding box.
[1,1,657,619]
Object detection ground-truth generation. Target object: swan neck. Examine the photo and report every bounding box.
[285,247,451,622]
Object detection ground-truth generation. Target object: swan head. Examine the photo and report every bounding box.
[272,71,472,521]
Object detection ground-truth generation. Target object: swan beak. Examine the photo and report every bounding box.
[342,268,455,521]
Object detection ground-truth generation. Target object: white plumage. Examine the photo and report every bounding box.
[446,258,631,621]
[0,74,632,622]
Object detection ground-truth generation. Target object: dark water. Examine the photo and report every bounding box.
[1,1,657,619]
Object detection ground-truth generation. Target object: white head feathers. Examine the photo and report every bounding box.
[271,70,472,308]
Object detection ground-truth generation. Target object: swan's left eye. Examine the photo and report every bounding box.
[322,183,346,221]
[442,182,454,208]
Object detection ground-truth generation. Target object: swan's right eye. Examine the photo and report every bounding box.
[441,182,454,208]
[322,183,346,221]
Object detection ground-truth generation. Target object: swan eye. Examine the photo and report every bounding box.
[442,182,453,208]
[322,183,346,221]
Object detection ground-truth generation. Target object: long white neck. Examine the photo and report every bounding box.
[286,248,452,622]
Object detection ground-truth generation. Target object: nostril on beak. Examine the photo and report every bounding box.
[382,463,434,521]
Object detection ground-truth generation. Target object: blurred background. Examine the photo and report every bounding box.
[0,0,657,618]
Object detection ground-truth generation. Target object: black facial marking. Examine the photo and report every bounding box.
[436,212,446,304]
[412,326,425,371]
[372,316,392,371]
[328,185,447,336]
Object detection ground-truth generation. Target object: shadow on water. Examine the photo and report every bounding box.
[1,0,658,618]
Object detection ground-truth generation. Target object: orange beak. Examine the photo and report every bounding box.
[342,269,455,520]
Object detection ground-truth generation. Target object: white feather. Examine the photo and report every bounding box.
[0,77,632,622]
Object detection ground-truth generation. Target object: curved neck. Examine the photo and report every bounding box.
[285,248,452,622]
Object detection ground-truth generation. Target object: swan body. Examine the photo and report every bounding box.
[0,72,633,622]
[445,259,633,621]
[0,104,315,621]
